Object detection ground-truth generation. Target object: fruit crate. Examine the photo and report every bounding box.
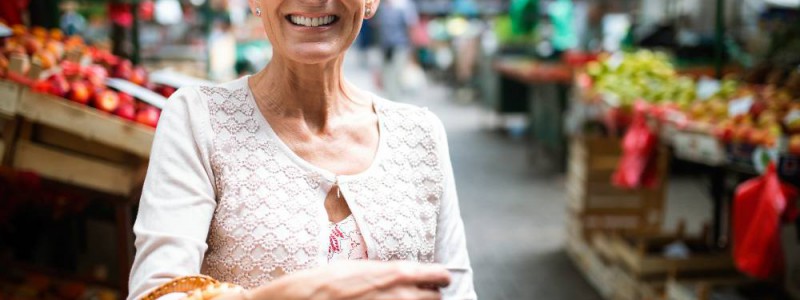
[566,136,669,236]
[9,120,148,197]
[5,88,154,196]
[566,227,664,300]
[608,227,736,279]
[17,88,154,158]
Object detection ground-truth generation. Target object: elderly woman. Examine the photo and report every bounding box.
[128,0,475,299]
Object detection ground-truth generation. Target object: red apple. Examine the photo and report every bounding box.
[23,36,43,55]
[136,105,160,128]
[61,61,81,79]
[713,121,735,143]
[112,59,133,80]
[91,86,106,103]
[32,80,51,94]
[748,100,767,118]
[130,66,148,86]
[47,74,70,97]
[117,92,135,105]
[116,102,136,120]
[85,65,108,87]
[157,85,177,98]
[94,90,120,113]
[68,80,91,105]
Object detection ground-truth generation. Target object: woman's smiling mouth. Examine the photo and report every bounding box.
[287,15,339,27]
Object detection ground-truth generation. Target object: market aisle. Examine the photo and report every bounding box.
[344,52,602,299]
[406,89,602,300]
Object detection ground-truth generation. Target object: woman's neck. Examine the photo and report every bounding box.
[249,55,367,133]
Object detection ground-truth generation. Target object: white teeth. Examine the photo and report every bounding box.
[290,15,335,27]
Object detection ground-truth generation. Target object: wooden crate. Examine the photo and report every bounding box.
[566,230,618,299]
[8,119,149,197]
[610,227,736,279]
[0,80,22,117]
[17,88,154,159]
[566,136,669,234]
[566,229,664,300]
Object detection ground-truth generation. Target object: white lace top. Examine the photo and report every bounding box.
[127,77,476,300]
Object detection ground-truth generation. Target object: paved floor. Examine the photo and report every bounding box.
[344,52,712,299]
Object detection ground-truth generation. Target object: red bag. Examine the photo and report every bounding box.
[733,163,800,279]
[612,102,660,189]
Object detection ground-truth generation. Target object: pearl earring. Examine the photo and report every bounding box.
[365,2,372,17]
[255,8,261,16]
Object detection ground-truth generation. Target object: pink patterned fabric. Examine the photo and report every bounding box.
[327,215,368,261]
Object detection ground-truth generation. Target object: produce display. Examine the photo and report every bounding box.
[582,50,800,156]
[0,24,176,128]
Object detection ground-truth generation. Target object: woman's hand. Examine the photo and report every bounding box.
[243,260,451,300]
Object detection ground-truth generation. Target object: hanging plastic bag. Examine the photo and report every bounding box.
[612,102,659,189]
[733,163,800,279]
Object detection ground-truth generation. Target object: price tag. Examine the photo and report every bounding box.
[696,77,721,100]
[601,92,620,108]
[784,109,800,126]
[728,96,754,118]
[672,131,726,166]
[606,52,624,71]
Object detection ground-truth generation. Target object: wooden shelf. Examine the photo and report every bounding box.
[12,140,139,196]
[17,88,154,159]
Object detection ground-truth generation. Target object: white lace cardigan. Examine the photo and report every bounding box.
[127,77,476,300]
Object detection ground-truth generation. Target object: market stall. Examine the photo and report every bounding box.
[565,48,800,300]
[0,22,200,298]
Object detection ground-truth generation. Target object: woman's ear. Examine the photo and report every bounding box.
[247,0,259,16]
[365,0,381,19]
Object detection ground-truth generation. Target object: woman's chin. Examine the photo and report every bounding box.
[283,45,344,65]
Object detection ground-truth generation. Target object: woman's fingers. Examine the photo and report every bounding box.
[388,261,451,288]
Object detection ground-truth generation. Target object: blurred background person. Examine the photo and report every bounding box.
[375,0,419,101]
[59,1,87,36]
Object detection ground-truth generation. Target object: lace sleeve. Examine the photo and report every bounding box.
[427,110,477,300]
[128,87,218,300]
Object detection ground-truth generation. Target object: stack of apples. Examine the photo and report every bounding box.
[31,62,160,128]
[2,23,162,128]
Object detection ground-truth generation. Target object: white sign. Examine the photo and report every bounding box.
[784,109,800,127]
[671,131,726,166]
[696,77,721,100]
[728,96,754,118]
[606,52,624,71]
